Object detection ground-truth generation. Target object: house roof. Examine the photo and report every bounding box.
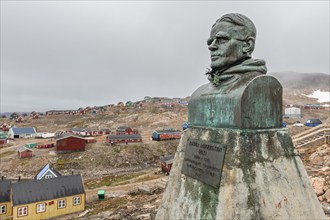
[116,126,131,131]
[34,163,62,180]
[160,155,174,163]
[55,133,86,141]
[108,134,142,140]
[154,129,182,134]
[0,180,11,203]
[10,127,36,135]
[12,174,85,206]
[17,146,33,152]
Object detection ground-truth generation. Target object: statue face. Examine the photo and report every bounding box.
[207,21,246,71]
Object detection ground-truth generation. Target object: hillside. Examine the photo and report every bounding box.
[270,72,330,106]
[0,73,329,219]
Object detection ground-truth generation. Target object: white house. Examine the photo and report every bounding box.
[8,127,37,139]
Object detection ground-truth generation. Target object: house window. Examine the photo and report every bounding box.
[18,206,28,217]
[57,199,66,209]
[73,196,81,205]
[45,175,52,179]
[36,203,45,213]
[0,205,6,214]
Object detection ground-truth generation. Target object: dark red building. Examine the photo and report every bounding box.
[56,134,86,153]
[17,146,33,159]
[160,155,174,174]
[107,134,142,145]
[116,126,138,135]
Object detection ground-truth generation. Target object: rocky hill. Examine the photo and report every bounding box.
[270,72,330,106]
[0,73,329,219]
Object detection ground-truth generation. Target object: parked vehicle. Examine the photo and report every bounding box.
[282,122,287,128]
[305,119,322,127]
[293,121,304,127]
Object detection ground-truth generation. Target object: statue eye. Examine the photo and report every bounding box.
[217,36,229,43]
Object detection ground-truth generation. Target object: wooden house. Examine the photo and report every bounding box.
[56,134,86,153]
[152,129,182,141]
[160,155,174,174]
[107,134,142,145]
[99,128,111,135]
[0,179,12,219]
[8,127,37,139]
[0,132,7,145]
[34,163,62,180]
[116,126,138,135]
[17,146,33,159]
[11,174,85,219]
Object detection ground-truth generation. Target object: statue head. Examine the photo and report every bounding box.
[207,13,256,72]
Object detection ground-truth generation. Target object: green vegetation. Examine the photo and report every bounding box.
[86,197,129,216]
[0,151,16,158]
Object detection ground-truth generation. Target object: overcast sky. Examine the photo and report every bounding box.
[1,1,329,112]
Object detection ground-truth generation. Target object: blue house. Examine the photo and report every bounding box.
[34,163,62,180]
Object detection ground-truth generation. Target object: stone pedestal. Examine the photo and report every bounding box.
[156,127,326,219]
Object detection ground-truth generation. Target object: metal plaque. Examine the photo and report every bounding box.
[182,138,227,188]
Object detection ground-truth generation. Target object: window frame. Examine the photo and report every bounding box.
[36,203,46,213]
[17,206,28,217]
[0,205,6,214]
[73,196,81,206]
[57,199,66,209]
[45,175,52,179]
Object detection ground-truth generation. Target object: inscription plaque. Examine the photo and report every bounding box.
[182,138,227,188]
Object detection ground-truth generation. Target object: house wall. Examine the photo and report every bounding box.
[0,139,7,145]
[56,137,86,152]
[18,151,32,158]
[107,137,142,144]
[0,201,12,219]
[12,194,85,220]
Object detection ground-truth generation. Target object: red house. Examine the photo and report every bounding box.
[56,134,86,153]
[160,155,174,175]
[17,146,33,158]
[107,134,142,145]
[116,126,138,135]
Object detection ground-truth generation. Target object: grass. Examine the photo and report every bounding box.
[0,151,16,158]
[85,196,129,216]
[84,170,161,189]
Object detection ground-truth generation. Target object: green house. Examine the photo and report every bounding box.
[25,143,37,148]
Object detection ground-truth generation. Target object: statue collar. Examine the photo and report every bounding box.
[206,58,267,86]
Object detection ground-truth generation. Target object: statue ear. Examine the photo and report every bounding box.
[243,37,255,55]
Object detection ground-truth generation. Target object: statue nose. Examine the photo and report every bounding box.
[208,39,218,51]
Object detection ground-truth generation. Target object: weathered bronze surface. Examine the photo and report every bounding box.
[188,13,282,129]
[182,138,227,188]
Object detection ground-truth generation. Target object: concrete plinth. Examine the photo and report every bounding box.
[156,126,326,219]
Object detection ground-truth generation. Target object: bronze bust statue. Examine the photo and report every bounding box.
[206,13,267,86]
[188,13,282,129]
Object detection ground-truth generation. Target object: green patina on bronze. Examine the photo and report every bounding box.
[188,13,282,130]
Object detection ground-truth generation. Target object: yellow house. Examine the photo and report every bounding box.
[0,179,12,220]
[11,174,85,220]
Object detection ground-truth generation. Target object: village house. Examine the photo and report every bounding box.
[0,132,8,145]
[11,174,85,220]
[160,155,174,175]
[0,179,12,219]
[8,127,37,139]
[116,126,138,135]
[17,146,33,159]
[152,129,182,141]
[56,134,86,153]
[34,163,62,180]
[107,134,142,145]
